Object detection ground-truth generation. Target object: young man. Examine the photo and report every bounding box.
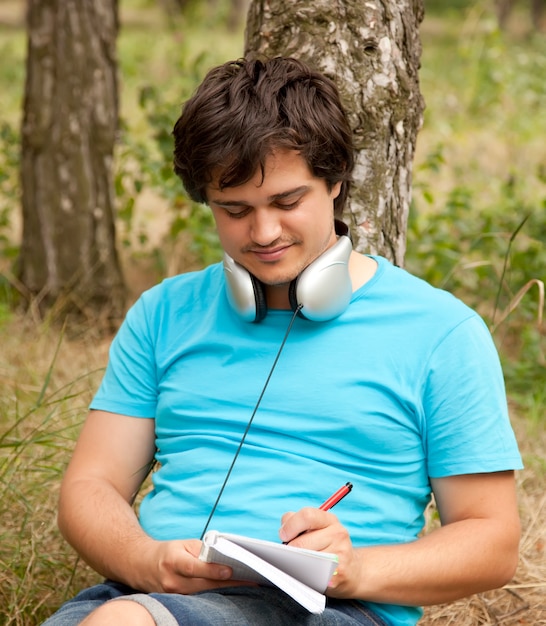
[43,57,522,626]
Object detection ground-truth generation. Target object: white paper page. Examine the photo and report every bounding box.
[219,532,338,592]
[210,536,327,614]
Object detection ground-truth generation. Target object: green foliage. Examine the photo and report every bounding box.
[114,66,224,269]
[0,122,20,260]
[408,152,545,392]
[0,34,26,120]
[424,0,475,14]
[407,10,546,395]
[113,7,242,270]
[137,80,223,266]
[409,153,545,314]
[0,24,25,308]
[0,121,21,309]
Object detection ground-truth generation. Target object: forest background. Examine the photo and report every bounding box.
[0,0,544,624]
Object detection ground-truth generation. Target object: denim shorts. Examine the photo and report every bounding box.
[41,580,389,626]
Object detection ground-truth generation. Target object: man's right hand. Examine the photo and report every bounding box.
[135,537,258,594]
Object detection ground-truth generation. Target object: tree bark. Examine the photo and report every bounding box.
[19,0,125,327]
[245,0,425,265]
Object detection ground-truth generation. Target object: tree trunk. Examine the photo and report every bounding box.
[245,0,425,265]
[19,0,125,327]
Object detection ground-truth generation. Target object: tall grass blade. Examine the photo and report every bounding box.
[492,212,531,326]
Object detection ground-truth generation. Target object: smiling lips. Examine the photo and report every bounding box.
[245,240,298,263]
[251,246,290,262]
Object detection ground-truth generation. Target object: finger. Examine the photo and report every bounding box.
[181,557,233,582]
[279,508,335,544]
[280,511,295,525]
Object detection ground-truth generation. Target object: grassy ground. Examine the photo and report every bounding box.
[1,1,545,624]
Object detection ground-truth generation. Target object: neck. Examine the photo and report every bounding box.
[265,283,291,310]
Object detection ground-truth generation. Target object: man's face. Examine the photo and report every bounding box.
[207,149,341,303]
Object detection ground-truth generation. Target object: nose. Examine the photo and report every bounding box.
[250,208,282,246]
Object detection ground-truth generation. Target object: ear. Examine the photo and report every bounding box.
[330,180,342,200]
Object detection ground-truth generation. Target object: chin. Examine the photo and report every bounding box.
[257,275,295,288]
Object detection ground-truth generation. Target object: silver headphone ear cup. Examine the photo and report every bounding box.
[223,253,267,322]
[292,235,352,321]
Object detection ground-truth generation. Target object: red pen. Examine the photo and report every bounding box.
[282,482,353,543]
[319,482,353,511]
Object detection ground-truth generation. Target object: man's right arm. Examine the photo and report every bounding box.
[58,410,235,593]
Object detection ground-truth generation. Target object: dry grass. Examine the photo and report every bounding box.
[421,412,546,625]
[1,311,544,625]
[0,312,108,624]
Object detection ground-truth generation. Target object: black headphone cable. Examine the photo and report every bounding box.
[199,304,303,540]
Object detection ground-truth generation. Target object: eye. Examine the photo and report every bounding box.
[275,199,300,210]
[224,206,251,218]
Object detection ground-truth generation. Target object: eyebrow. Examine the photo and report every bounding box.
[209,185,311,207]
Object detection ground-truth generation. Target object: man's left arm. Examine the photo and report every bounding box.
[280,470,520,606]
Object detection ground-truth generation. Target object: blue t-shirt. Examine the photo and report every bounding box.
[91,256,522,626]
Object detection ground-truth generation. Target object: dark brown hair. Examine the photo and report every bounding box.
[173,57,354,215]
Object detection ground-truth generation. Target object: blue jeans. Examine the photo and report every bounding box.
[41,581,389,625]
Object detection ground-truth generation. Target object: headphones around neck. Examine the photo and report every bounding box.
[223,220,353,323]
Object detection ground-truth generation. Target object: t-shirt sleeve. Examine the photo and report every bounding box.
[423,314,523,477]
[90,294,158,418]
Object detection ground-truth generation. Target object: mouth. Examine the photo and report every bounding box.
[248,244,293,263]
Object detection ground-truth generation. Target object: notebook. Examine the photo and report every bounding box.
[199,530,338,614]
